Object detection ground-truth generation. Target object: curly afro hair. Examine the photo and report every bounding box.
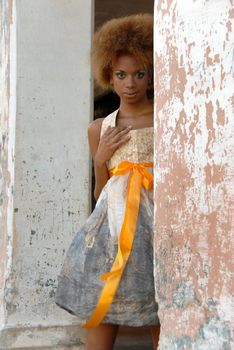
[91,14,153,90]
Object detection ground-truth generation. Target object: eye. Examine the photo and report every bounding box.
[115,71,126,79]
[135,71,146,79]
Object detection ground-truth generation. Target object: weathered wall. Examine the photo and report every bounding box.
[154,0,233,349]
[0,0,16,328]
[0,0,93,348]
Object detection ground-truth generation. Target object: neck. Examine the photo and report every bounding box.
[119,100,153,117]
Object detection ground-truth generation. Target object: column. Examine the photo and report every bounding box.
[154,0,233,348]
[0,0,93,348]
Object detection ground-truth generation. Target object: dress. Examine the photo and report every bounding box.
[55,109,159,327]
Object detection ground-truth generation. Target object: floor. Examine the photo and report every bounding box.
[114,326,154,350]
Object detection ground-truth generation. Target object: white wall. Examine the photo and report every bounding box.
[154,0,233,349]
[0,0,93,348]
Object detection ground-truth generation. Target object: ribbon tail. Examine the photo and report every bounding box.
[84,169,142,328]
[100,248,124,281]
[140,167,153,190]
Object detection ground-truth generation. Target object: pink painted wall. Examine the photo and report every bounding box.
[154,1,233,348]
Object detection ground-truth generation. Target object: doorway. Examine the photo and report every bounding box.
[94,0,154,118]
[93,1,155,349]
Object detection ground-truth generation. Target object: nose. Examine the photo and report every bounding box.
[125,74,135,88]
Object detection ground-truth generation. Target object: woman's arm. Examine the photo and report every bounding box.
[88,118,109,200]
[88,118,131,200]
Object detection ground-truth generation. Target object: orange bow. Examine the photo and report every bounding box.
[84,161,153,328]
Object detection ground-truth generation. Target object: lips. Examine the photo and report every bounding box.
[124,91,138,96]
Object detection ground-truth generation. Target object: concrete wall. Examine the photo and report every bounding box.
[0,0,93,348]
[154,0,233,349]
[0,2,153,349]
[1,0,233,348]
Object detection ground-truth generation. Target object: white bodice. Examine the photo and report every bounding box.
[100,109,153,169]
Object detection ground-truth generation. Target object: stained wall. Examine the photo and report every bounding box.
[0,0,93,348]
[154,0,233,349]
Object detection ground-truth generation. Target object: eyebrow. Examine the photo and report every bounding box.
[114,69,146,73]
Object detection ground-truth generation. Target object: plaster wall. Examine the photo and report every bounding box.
[0,0,93,348]
[154,0,233,349]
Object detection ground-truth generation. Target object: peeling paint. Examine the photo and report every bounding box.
[154,0,233,348]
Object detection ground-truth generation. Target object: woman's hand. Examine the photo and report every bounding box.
[94,125,131,167]
[88,119,131,200]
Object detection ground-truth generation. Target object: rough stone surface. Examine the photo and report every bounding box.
[154,0,233,349]
[0,0,92,348]
[0,0,155,348]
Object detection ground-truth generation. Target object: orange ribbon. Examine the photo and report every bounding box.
[84,161,153,328]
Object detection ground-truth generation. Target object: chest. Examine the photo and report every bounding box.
[107,128,153,169]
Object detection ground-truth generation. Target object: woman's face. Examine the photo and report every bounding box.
[110,55,150,104]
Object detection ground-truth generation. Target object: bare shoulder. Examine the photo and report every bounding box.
[87,117,105,139]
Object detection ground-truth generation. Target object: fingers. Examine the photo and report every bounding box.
[104,125,132,137]
[102,125,131,145]
[112,134,131,149]
[107,127,131,148]
[97,125,131,164]
[116,126,132,138]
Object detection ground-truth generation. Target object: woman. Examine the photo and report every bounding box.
[56,14,160,350]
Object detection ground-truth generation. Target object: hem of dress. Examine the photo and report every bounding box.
[55,301,159,327]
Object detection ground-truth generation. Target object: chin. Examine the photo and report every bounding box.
[123,95,145,104]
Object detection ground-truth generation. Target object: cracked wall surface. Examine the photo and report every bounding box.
[154,0,233,349]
